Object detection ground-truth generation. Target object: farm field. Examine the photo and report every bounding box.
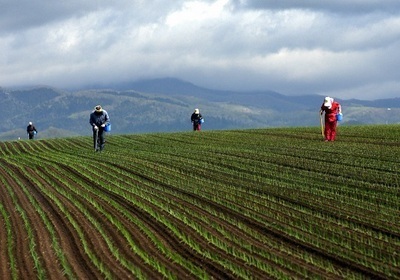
[0,125,399,279]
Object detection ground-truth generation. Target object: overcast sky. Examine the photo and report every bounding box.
[1,0,400,100]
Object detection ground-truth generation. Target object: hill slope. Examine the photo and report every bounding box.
[1,78,400,141]
[0,126,399,279]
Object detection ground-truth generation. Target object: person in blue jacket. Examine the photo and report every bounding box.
[89,105,110,151]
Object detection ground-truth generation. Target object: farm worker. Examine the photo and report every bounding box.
[320,97,341,141]
[89,105,110,151]
[26,122,38,140]
[191,108,203,131]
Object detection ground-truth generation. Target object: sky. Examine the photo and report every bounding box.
[1,0,400,100]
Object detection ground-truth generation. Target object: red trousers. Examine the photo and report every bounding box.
[324,120,337,141]
[193,123,201,131]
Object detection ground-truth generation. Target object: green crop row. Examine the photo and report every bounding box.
[0,125,398,279]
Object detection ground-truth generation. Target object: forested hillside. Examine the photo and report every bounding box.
[1,79,400,141]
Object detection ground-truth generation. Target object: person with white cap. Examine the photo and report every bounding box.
[190,108,203,131]
[89,105,110,151]
[26,122,38,140]
[320,97,341,141]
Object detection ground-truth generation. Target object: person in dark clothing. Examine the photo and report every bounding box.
[89,105,110,151]
[191,108,203,131]
[26,122,38,139]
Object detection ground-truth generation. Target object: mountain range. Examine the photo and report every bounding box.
[1,77,399,141]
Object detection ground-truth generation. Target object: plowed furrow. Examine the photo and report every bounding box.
[55,160,237,279]
[0,162,38,280]
[6,164,67,280]
[92,162,264,279]
[126,171,323,279]
[34,166,140,279]
[161,191,341,279]
[103,187,239,280]
[98,160,307,278]
[0,202,11,280]
[57,163,198,279]
[178,187,390,280]
[25,166,101,279]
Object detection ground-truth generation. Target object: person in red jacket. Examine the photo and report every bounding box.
[320,97,341,141]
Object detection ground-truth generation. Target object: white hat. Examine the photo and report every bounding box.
[94,105,103,112]
[194,108,199,114]
[29,122,32,125]
[324,97,333,109]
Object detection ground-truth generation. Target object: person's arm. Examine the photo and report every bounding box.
[104,111,110,125]
[89,114,98,129]
[100,111,110,127]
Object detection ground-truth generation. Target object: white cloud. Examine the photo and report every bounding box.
[0,0,400,100]
[231,0,400,14]
[166,0,230,26]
